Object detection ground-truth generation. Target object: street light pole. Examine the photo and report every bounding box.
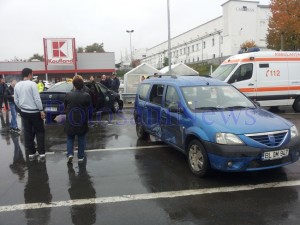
[126,30,134,68]
[167,0,171,74]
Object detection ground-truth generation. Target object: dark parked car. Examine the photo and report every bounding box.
[40,80,123,121]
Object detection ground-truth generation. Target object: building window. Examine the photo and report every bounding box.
[180,49,182,55]
[212,38,215,47]
[192,45,194,52]
[213,54,216,58]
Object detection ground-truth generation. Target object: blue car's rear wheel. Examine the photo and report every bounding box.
[136,124,149,140]
[187,140,211,177]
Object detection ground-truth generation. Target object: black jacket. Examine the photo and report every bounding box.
[111,77,120,92]
[100,79,112,89]
[64,89,91,136]
[4,86,14,102]
[0,83,8,95]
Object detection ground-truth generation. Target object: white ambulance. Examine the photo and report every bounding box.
[211,51,300,112]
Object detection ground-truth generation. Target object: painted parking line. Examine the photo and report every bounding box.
[68,145,169,154]
[1,180,300,213]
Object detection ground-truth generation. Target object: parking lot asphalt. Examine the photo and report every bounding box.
[0,107,300,225]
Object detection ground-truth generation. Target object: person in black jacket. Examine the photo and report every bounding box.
[111,73,120,93]
[64,75,91,163]
[0,78,9,111]
[4,80,20,133]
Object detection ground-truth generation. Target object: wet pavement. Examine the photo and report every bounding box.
[0,107,300,225]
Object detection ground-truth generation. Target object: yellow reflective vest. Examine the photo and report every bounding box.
[37,82,44,93]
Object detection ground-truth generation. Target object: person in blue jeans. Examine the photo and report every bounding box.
[64,75,91,163]
[4,80,20,133]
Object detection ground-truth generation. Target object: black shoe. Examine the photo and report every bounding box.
[12,128,21,134]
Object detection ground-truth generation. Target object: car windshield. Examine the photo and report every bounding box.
[46,82,73,92]
[211,64,237,81]
[181,85,256,111]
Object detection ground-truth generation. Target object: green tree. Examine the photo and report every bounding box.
[85,43,105,53]
[163,57,169,67]
[77,47,84,53]
[28,53,44,62]
[267,0,300,50]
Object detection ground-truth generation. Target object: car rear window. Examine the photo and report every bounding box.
[47,82,73,92]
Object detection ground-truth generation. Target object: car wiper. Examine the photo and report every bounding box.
[223,106,255,110]
[195,106,221,111]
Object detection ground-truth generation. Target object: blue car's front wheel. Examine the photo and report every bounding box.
[187,140,211,177]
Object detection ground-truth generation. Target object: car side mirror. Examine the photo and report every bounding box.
[168,103,184,114]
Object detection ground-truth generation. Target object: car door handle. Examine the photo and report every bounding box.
[248,83,254,86]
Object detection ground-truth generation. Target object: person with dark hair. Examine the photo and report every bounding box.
[0,78,9,112]
[89,75,95,83]
[14,68,46,160]
[4,80,20,133]
[64,75,91,163]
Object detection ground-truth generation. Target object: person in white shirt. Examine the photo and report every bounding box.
[14,68,46,160]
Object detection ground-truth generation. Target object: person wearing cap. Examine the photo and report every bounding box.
[111,73,120,93]
[37,79,45,93]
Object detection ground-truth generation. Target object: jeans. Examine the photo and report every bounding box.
[21,112,45,155]
[67,134,86,159]
[9,102,18,129]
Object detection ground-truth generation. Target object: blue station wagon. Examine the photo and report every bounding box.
[134,75,300,177]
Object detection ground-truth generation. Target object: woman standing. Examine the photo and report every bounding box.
[64,75,91,163]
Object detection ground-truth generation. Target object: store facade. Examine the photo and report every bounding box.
[0,52,115,82]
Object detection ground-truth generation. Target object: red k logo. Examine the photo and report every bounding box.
[52,41,67,57]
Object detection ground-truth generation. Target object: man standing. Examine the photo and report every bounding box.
[64,75,91,163]
[14,68,46,160]
[111,73,120,93]
[0,78,9,111]
[4,80,20,133]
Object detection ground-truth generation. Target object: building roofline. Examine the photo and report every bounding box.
[147,16,223,51]
[221,0,259,6]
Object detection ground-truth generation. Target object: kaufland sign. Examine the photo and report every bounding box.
[44,38,76,65]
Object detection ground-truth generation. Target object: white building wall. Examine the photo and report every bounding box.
[141,0,270,69]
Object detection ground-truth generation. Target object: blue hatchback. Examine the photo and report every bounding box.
[134,76,300,177]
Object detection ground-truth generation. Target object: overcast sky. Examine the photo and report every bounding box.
[0,0,270,62]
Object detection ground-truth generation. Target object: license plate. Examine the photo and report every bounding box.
[262,149,289,161]
[45,107,57,112]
